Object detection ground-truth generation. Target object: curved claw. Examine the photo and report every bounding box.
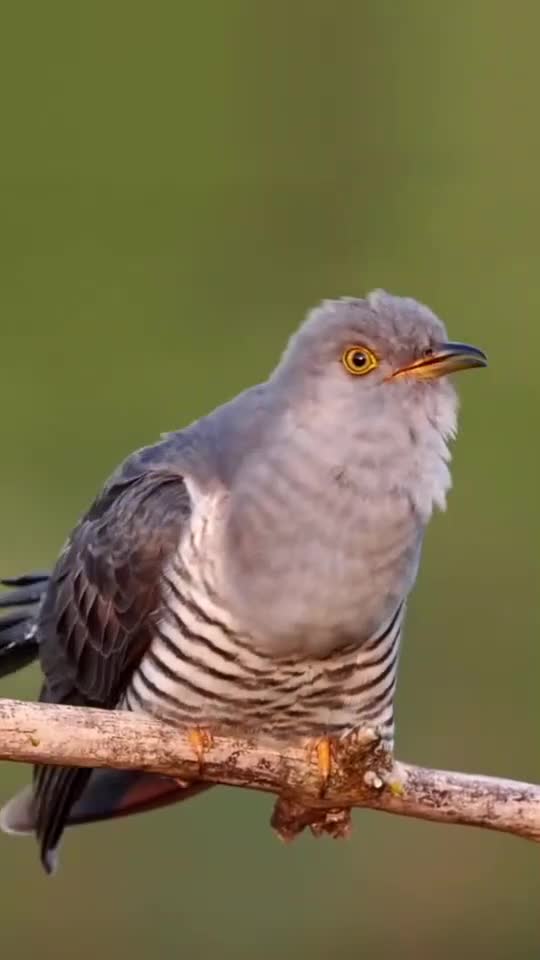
[188,728,214,769]
[306,737,334,796]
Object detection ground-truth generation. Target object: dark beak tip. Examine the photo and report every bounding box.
[443,342,488,369]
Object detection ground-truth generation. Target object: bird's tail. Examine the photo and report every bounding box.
[1,770,212,874]
[0,572,49,678]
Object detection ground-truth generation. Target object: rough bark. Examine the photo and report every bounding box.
[0,697,539,843]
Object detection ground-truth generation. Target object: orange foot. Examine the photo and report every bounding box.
[307,737,335,796]
[188,728,215,769]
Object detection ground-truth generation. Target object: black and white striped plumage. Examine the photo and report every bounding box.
[0,291,486,872]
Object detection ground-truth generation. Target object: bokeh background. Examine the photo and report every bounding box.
[1,2,538,957]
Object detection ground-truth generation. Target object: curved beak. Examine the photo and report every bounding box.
[392,341,488,380]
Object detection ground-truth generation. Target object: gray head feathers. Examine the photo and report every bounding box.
[275,290,448,381]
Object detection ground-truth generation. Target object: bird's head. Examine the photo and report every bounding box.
[273,290,487,441]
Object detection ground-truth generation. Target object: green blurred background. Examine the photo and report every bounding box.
[1,1,538,957]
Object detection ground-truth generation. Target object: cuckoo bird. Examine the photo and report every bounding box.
[0,291,487,872]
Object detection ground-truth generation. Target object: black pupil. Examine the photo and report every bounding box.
[351,351,367,368]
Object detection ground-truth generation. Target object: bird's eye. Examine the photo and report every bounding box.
[342,345,378,376]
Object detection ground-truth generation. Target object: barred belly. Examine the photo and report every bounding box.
[123,554,404,745]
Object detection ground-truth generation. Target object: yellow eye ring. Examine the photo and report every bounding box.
[342,345,378,376]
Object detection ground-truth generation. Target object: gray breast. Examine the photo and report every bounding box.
[122,549,405,744]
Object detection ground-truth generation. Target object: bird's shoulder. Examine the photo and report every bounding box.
[36,379,273,706]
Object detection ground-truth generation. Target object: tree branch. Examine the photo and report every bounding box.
[0,697,539,844]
